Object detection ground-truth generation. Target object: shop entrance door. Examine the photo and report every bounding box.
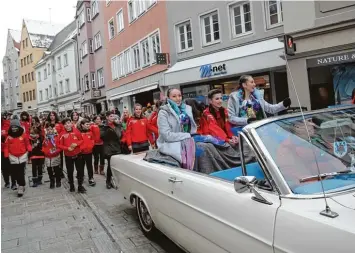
[96,103,102,114]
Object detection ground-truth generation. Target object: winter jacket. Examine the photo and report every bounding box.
[20,120,31,137]
[1,119,10,152]
[42,134,62,158]
[156,103,197,163]
[126,117,152,146]
[29,134,45,159]
[58,128,83,157]
[100,122,122,157]
[90,124,103,145]
[4,121,32,164]
[201,107,233,142]
[148,111,159,144]
[228,89,286,126]
[80,131,95,154]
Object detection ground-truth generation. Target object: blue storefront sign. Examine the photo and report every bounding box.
[200,63,227,78]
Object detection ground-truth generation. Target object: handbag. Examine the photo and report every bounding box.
[132,141,150,150]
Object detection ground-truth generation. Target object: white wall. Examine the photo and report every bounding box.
[36,60,52,109]
[54,42,78,96]
[36,41,79,112]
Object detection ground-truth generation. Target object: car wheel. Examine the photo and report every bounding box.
[136,197,157,237]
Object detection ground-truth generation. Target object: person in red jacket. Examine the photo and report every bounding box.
[45,111,64,135]
[58,118,85,193]
[42,123,62,189]
[148,100,162,148]
[20,111,31,136]
[70,112,80,129]
[1,112,16,189]
[126,103,153,153]
[201,89,239,147]
[78,119,96,186]
[91,115,105,175]
[4,119,32,197]
[45,111,65,178]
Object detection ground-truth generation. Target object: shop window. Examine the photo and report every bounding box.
[200,10,220,46]
[230,2,253,38]
[176,20,193,52]
[266,0,283,28]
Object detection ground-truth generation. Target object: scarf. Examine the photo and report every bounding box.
[237,89,264,120]
[46,133,57,153]
[168,99,190,133]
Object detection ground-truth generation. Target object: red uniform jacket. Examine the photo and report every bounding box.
[148,111,159,144]
[58,128,83,157]
[1,120,10,152]
[126,117,153,146]
[201,107,233,142]
[42,135,62,158]
[4,134,32,158]
[90,124,103,145]
[80,131,95,154]
[121,116,132,144]
[20,121,31,137]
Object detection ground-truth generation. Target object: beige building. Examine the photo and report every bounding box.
[19,19,66,114]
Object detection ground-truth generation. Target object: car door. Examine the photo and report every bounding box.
[163,135,281,253]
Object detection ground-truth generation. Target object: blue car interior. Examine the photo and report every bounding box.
[292,178,355,194]
[210,162,265,181]
[210,162,355,195]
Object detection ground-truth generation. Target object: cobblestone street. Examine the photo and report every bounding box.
[1,166,184,253]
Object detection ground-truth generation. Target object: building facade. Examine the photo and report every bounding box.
[281,1,355,110]
[163,0,289,106]
[2,29,21,114]
[35,21,80,117]
[1,80,5,112]
[104,0,169,113]
[75,0,108,115]
[19,19,66,114]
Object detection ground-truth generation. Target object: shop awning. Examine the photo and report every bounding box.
[162,38,285,87]
[110,82,158,101]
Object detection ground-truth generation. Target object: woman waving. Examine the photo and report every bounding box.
[228,75,290,128]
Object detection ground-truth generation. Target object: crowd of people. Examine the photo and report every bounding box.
[1,75,292,198]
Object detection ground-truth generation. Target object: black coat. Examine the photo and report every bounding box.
[100,123,122,158]
[29,134,44,158]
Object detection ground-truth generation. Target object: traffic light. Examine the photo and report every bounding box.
[284,35,296,56]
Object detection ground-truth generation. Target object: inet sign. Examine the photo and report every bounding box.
[200,63,227,78]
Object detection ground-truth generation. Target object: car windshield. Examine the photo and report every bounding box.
[255,107,355,195]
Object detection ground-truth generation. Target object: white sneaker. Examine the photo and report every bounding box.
[17,186,24,197]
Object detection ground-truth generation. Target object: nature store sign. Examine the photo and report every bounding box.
[200,63,227,78]
[307,50,355,67]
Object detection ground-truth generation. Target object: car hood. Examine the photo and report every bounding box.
[330,191,355,210]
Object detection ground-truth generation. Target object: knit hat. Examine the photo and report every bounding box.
[10,119,21,128]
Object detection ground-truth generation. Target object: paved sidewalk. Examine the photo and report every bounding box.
[1,166,183,253]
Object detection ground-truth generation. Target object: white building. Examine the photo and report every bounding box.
[2,29,21,114]
[35,21,81,117]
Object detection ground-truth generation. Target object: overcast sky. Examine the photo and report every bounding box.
[0,0,77,80]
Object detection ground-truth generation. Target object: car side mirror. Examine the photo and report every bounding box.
[234,176,256,193]
[234,176,273,205]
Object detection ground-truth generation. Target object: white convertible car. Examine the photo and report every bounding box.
[111,106,355,253]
